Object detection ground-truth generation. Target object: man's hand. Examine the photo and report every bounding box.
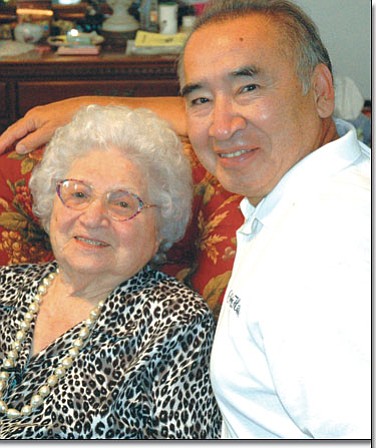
[0,95,187,155]
[0,97,93,154]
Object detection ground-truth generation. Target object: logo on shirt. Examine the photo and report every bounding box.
[227,289,241,316]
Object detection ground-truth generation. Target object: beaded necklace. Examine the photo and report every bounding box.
[0,268,105,420]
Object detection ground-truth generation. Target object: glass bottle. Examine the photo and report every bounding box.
[139,0,159,32]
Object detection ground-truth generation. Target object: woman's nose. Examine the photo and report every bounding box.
[209,99,247,141]
[80,198,110,227]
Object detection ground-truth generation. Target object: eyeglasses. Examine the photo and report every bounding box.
[56,179,156,222]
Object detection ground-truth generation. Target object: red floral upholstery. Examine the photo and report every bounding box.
[0,149,54,265]
[0,140,243,320]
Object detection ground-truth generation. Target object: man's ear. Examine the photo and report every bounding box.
[312,63,335,118]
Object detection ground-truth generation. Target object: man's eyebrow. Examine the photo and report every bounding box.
[231,66,260,78]
[181,83,202,97]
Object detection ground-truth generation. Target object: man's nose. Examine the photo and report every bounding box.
[209,98,247,141]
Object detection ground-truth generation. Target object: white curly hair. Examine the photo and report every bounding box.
[29,104,193,258]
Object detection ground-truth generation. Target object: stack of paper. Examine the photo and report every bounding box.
[126,30,187,55]
[56,46,100,55]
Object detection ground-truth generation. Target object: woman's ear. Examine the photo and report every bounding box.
[312,63,335,118]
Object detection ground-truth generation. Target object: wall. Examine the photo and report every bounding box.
[292,0,371,100]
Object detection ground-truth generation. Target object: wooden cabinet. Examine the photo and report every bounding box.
[0,51,180,132]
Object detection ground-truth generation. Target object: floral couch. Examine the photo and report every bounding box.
[0,138,243,320]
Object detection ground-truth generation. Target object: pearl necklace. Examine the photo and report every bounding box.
[0,268,105,420]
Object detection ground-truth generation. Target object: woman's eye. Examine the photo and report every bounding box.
[72,191,87,199]
[117,201,131,209]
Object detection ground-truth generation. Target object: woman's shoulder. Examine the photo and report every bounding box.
[116,266,215,324]
[0,261,57,286]
[150,268,209,301]
[0,262,55,310]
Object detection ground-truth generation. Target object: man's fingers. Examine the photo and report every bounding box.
[15,128,54,154]
[0,116,37,154]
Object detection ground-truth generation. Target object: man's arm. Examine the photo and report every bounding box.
[0,95,187,154]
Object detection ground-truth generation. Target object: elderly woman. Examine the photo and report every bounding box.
[0,105,221,439]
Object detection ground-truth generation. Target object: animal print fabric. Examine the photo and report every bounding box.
[0,262,221,439]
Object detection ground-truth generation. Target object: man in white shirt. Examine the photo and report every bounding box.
[179,2,370,438]
[0,0,370,440]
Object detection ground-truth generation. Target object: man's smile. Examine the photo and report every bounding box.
[218,148,254,159]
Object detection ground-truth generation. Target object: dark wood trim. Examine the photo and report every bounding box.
[0,51,180,132]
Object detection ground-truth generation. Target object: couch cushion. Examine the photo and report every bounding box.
[0,148,53,265]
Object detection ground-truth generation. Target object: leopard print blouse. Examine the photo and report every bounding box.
[0,262,221,439]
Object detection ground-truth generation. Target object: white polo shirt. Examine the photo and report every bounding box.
[211,119,371,439]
